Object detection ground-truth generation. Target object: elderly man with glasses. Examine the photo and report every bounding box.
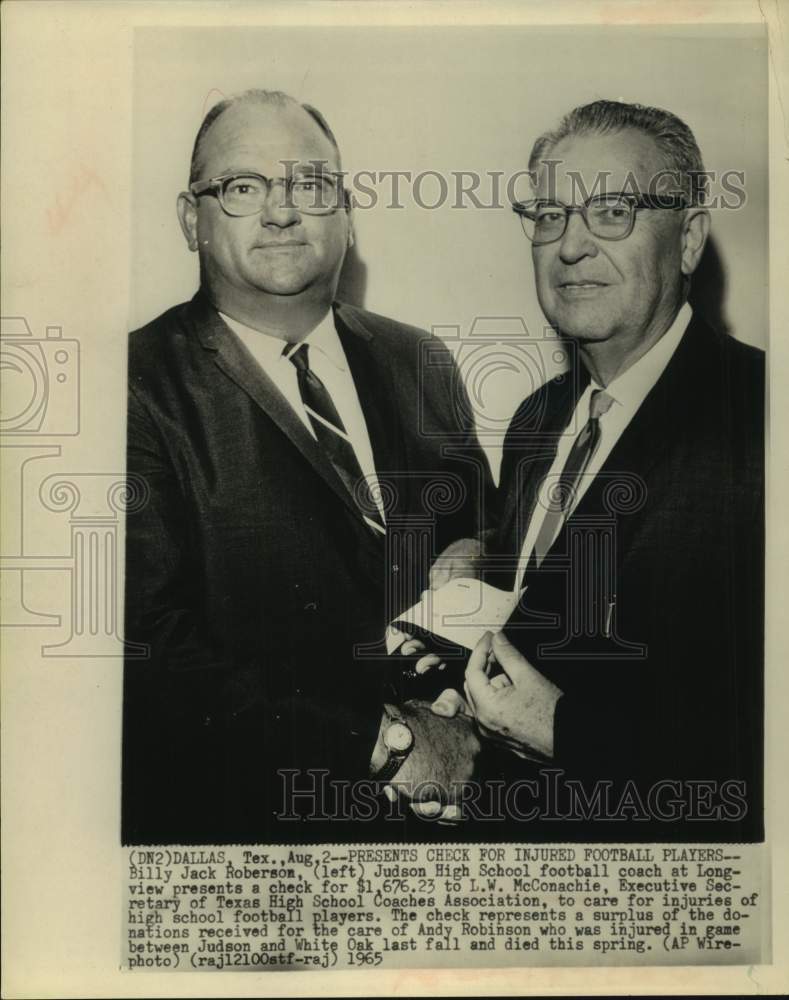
[122,89,491,845]
[424,100,764,840]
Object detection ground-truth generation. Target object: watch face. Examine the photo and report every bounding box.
[384,721,413,753]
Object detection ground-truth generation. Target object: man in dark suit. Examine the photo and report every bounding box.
[428,100,763,840]
[123,89,488,845]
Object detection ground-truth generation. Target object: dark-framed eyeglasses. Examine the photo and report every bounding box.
[511,192,688,245]
[189,171,348,217]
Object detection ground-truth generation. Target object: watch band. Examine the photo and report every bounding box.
[374,752,409,784]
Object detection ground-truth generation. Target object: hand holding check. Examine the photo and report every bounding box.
[392,629,563,820]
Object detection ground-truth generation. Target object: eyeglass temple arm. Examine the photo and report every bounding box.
[189,179,220,196]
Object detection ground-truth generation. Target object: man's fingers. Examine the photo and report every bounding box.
[465,630,494,701]
[429,565,450,590]
[431,688,467,718]
[491,629,531,682]
[415,653,443,674]
[466,631,493,676]
[400,638,426,656]
[437,804,463,825]
[408,800,443,818]
[490,672,512,690]
[430,561,471,590]
[408,801,463,823]
[429,538,482,590]
[463,679,476,715]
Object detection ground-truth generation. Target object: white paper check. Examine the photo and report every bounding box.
[385,578,522,654]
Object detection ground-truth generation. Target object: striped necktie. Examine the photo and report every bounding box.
[287,343,385,535]
[530,387,614,568]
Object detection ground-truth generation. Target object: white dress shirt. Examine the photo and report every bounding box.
[219,309,386,525]
[516,303,692,588]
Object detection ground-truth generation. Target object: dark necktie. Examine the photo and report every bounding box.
[530,387,614,568]
[286,343,385,535]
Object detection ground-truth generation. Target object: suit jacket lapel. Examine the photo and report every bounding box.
[499,366,588,565]
[334,303,404,481]
[186,293,373,529]
[554,316,711,548]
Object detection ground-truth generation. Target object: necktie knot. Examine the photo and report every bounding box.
[286,342,310,373]
[590,388,614,421]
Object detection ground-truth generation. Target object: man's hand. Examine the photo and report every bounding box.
[385,700,480,806]
[464,631,563,759]
[428,537,483,589]
[398,631,446,675]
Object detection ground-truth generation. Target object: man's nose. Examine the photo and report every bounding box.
[557,210,598,263]
[258,180,300,226]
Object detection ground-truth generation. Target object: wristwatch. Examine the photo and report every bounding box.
[372,704,414,782]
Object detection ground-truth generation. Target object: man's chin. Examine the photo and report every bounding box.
[257,283,311,297]
[547,304,619,344]
[560,327,614,344]
[552,319,615,344]
[247,274,314,297]
[243,257,320,297]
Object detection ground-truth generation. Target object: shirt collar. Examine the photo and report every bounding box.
[219,308,347,372]
[590,302,693,411]
[298,309,347,371]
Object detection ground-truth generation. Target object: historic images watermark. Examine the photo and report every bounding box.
[248,160,749,212]
[275,769,750,827]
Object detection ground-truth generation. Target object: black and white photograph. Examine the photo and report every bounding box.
[2,1,788,996]
[125,25,765,847]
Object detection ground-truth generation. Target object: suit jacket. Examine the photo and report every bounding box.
[488,314,764,841]
[122,291,492,844]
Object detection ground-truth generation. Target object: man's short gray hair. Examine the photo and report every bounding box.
[528,99,707,205]
[189,89,341,185]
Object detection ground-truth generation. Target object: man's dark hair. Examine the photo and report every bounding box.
[188,89,341,185]
[528,99,708,204]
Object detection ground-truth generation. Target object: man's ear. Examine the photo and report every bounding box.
[345,197,355,251]
[680,207,710,276]
[177,192,199,252]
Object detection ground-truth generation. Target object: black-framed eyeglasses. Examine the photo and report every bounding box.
[511,192,688,245]
[189,171,347,217]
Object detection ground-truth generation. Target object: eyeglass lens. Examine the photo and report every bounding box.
[525,198,635,243]
[221,174,340,215]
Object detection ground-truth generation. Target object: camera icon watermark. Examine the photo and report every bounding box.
[421,316,583,445]
[0,314,146,656]
[0,317,80,435]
